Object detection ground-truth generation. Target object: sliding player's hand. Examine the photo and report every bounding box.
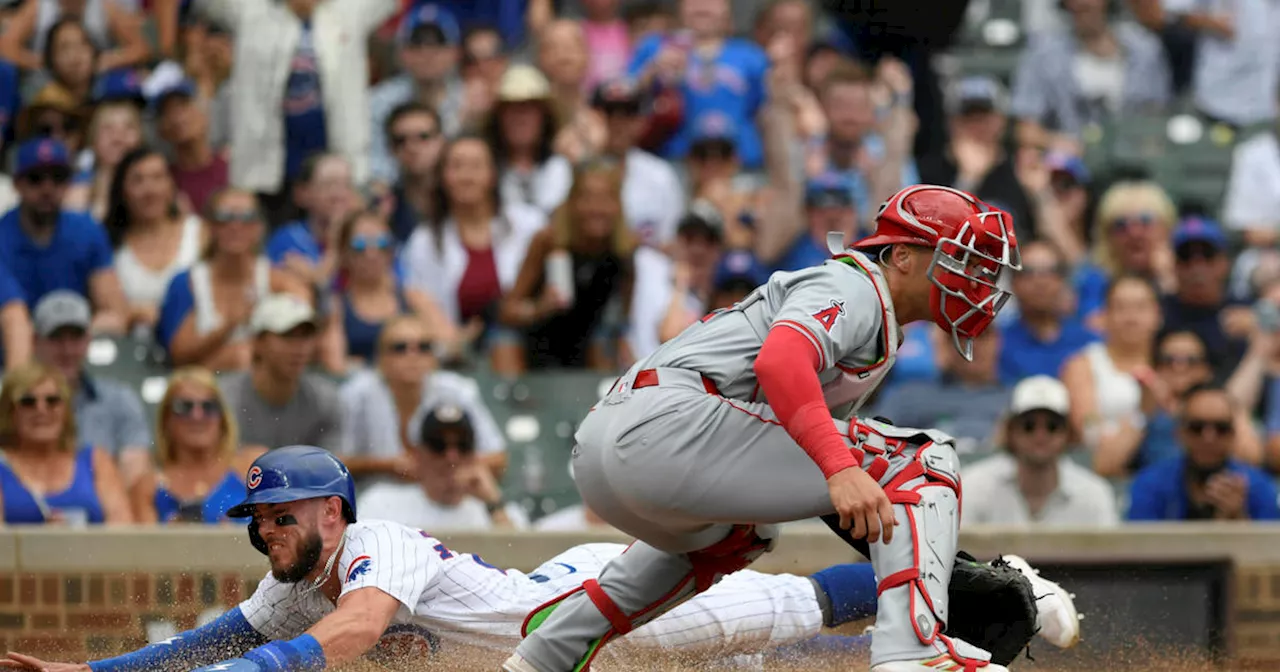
[0,652,90,671]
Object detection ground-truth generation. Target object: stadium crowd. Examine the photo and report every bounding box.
[0,0,1274,538]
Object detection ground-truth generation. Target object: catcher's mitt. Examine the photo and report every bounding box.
[945,552,1040,666]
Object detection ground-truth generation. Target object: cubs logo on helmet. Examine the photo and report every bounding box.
[227,446,359,555]
[247,466,263,490]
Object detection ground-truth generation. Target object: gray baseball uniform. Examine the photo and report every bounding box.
[513,250,985,671]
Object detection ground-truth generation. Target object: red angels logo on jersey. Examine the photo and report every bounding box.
[246,466,263,490]
[812,300,846,332]
[346,555,373,583]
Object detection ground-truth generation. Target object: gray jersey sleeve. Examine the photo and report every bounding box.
[769,265,885,370]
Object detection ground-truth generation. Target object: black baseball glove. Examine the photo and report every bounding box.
[946,551,1039,666]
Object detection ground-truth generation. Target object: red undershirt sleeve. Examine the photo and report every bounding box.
[754,326,858,479]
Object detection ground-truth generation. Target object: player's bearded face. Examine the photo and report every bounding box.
[270,524,325,583]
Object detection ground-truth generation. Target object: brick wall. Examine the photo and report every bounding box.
[1236,566,1280,662]
[0,570,260,661]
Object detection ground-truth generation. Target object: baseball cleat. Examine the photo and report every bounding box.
[870,637,1008,672]
[501,654,541,672]
[999,555,1081,649]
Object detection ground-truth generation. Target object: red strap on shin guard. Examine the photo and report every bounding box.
[583,580,633,635]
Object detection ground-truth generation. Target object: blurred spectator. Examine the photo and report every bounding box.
[918,76,1037,246]
[1153,0,1280,130]
[0,266,32,368]
[432,0,529,49]
[0,5,149,75]
[579,0,632,91]
[129,366,260,524]
[1162,217,1250,376]
[220,293,342,453]
[650,202,725,348]
[151,76,228,216]
[817,61,918,226]
[266,153,359,288]
[802,41,843,94]
[1128,384,1280,521]
[685,115,757,250]
[628,0,770,170]
[339,315,506,489]
[535,500,611,531]
[17,82,85,150]
[401,136,544,374]
[708,248,767,309]
[763,171,856,272]
[485,64,572,214]
[1074,180,1178,326]
[357,402,527,530]
[157,188,307,371]
[1097,329,1262,477]
[1037,151,1092,269]
[326,212,456,371]
[1010,0,1170,148]
[591,77,684,248]
[538,20,606,164]
[103,147,204,331]
[869,329,1009,457]
[368,3,463,187]
[178,15,233,123]
[459,24,508,115]
[63,98,144,221]
[752,0,813,57]
[499,158,635,371]
[623,1,675,44]
[382,102,445,243]
[34,19,97,104]
[0,138,126,333]
[1000,241,1098,384]
[1061,275,1153,454]
[32,291,151,487]
[1223,124,1280,250]
[962,376,1119,526]
[197,0,397,222]
[0,361,132,525]
[1225,280,1280,471]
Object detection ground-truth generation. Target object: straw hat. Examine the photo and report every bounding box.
[17,82,86,139]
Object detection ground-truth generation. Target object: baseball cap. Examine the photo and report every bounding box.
[676,200,725,241]
[591,77,644,111]
[91,68,145,106]
[398,3,461,47]
[690,112,738,143]
[497,64,551,104]
[1009,376,1070,417]
[14,138,70,177]
[948,76,1007,116]
[1172,216,1228,251]
[1044,151,1089,185]
[416,403,476,452]
[33,290,91,337]
[249,294,317,335]
[805,172,855,209]
[143,61,196,113]
[714,250,768,290]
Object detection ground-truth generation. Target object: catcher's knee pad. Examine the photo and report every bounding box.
[688,523,779,592]
[872,440,963,646]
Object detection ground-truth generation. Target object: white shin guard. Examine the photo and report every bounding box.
[867,441,991,668]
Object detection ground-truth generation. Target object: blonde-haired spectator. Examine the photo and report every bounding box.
[129,367,262,524]
[156,188,309,372]
[1074,179,1178,328]
[0,362,131,525]
[63,98,144,222]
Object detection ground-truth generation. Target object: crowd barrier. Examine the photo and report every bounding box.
[0,524,1275,667]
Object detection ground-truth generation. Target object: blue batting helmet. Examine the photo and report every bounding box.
[228,446,357,554]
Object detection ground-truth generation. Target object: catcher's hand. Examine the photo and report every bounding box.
[945,552,1039,666]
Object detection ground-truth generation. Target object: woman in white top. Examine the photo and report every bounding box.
[0,0,149,74]
[104,147,204,330]
[483,64,573,214]
[1060,275,1157,461]
[402,135,544,374]
[156,188,308,373]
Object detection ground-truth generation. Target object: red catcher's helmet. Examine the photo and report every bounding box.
[853,185,1021,360]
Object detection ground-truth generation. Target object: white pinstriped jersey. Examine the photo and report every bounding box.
[238,520,823,655]
[640,252,900,418]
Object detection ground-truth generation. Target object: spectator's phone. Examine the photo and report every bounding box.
[1255,299,1280,333]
